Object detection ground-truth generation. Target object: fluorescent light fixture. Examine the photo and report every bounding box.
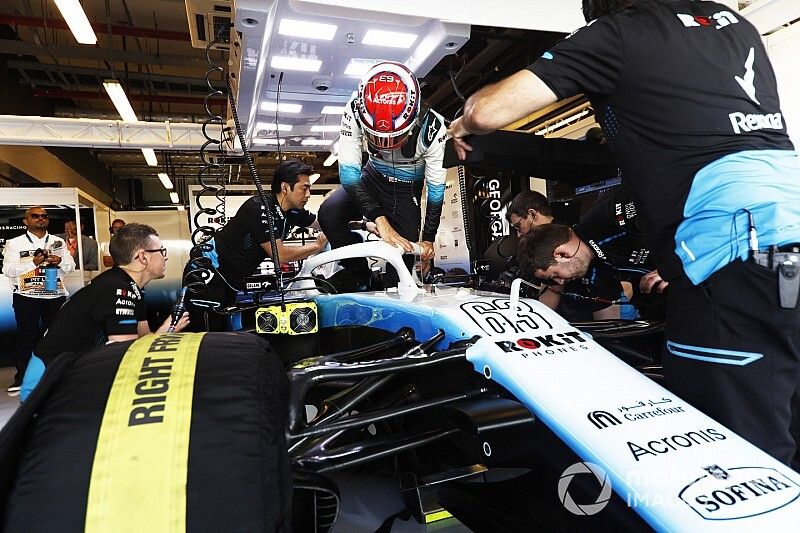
[270,56,322,72]
[142,148,158,166]
[53,0,97,44]
[310,125,340,132]
[256,122,293,132]
[157,172,173,190]
[278,19,337,40]
[253,138,286,145]
[344,58,379,77]
[321,106,345,115]
[103,80,138,122]
[301,139,333,146]
[177,205,185,211]
[260,101,302,113]
[309,173,320,184]
[169,192,180,203]
[362,29,417,48]
[323,154,337,167]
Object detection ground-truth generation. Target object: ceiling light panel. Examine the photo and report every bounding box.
[302,139,333,146]
[270,56,322,72]
[344,58,380,77]
[142,149,158,167]
[256,122,293,132]
[103,80,138,122]
[253,138,286,145]
[260,102,303,113]
[362,29,418,48]
[53,0,97,44]
[310,125,340,132]
[169,192,180,203]
[157,173,174,190]
[279,19,337,40]
[321,106,345,115]
[235,2,470,150]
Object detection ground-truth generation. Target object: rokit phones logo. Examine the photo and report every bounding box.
[679,465,800,520]
[494,332,589,358]
[588,397,685,429]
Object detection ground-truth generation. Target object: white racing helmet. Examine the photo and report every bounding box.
[356,61,420,150]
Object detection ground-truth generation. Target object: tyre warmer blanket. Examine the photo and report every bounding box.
[0,332,290,533]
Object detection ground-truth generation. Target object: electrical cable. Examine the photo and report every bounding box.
[226,71,284,301]
[183,27,229,300]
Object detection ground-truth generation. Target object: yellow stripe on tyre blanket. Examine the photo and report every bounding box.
[85,332,204,532]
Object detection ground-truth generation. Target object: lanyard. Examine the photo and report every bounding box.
[25,232,49,247]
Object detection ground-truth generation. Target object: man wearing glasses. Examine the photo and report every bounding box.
[18,223,189,401]
[506,190,555,238]
[2,206,75,395]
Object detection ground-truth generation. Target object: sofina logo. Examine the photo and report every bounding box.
[679,466,800,520]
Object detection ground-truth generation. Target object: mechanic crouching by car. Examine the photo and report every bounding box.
[517,186,661,321]
[19,223,190,401]
[449,0,800,463]
[317,61,448,290]
[184,159,327,331]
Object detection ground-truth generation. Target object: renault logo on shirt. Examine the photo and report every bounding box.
[728,47,784,134]
[735,48,759,105]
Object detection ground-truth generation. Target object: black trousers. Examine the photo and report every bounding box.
[12,294,65,381]
[663,260,800,464]
[318,168,421,282]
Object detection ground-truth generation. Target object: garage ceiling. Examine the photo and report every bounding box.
[0,0,575,208]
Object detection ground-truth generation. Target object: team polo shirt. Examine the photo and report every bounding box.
[213,194,316,288]
[564,187,653,312]
[35,267,146,362]
[529,0,795,281]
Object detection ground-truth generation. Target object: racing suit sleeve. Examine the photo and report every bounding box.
[338,97,387,221]
[420,110,448,243]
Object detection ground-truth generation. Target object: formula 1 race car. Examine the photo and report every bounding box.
[265,241,800,532]
[3,242,799,533]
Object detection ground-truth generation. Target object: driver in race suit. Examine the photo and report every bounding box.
[317,61,448,287]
